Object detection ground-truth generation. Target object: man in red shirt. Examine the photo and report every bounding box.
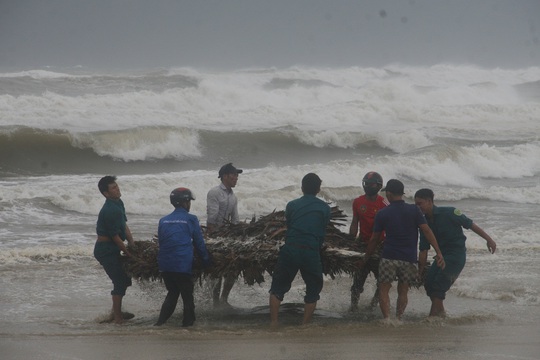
[349,171,388,311]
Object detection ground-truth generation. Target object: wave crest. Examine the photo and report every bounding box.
[0,245,93,265]
[72,127,202,161]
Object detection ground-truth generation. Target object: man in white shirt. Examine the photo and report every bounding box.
[206,163,243,308]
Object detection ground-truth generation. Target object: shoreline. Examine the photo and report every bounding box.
[2,319,539,360]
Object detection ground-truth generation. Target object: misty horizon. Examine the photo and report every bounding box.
[1,0,539,71]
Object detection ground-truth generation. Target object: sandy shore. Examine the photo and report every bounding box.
[2,256,539,360]
[2,319,538,360]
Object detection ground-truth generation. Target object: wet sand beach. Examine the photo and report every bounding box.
[2,318,539,360]
[2,253,539,360]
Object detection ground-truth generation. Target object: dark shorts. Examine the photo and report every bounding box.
[269,245,323,304]
[94,242,132,296]
[424,252,466,300]
[351,255,380,295]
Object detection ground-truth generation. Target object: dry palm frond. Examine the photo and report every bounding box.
[122,206,365,285]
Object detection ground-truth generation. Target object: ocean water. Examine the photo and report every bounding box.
[0,65,539,358]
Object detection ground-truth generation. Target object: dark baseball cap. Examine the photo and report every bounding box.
[218,163,243,178]
[381,179,405,195]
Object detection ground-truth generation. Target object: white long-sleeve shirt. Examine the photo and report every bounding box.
[206,183,239,226]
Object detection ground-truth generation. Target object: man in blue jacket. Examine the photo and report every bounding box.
[154,187,212,327]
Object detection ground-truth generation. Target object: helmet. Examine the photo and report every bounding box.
[170,187,195,206]
[362,171,383,186]
[362,171,383,195]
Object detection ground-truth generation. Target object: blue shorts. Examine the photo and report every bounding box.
[94,241,132,296]
[269,245,323,304]
[424,252,466,300]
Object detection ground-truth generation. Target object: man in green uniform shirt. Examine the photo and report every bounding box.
[94,175,136,324]
[269,173,331,327]
[415,188,497,317]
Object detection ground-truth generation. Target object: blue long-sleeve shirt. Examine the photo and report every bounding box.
[157,207,211,274]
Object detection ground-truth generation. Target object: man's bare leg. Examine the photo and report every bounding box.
[269,294,281,328]
[369,286,380,308]
[212,278,222,307]
[302,302,317,325]
[220,276,236,306]
[112,295,124,324]
[378,282,392,319]
[349,291,360,312]
[429,296,446,317]
[396,282,409,320]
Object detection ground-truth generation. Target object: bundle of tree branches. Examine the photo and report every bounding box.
[122,206,366,285]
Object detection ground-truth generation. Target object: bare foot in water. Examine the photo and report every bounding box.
[99,311,135,324]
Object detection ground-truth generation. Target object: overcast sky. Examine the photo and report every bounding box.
[1,0,539,70]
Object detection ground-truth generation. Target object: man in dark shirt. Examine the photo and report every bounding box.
[94,175,135,324]
[415,188,496,317]
[269,173,331,327]
[359,179,445,320]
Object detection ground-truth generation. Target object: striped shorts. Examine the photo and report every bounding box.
[378,258,418,284]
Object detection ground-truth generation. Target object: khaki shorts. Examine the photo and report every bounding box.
[378,258,418,284]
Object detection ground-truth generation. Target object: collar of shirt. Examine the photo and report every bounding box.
[219,182,233,194]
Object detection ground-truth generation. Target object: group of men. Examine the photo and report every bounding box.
[93,163,244,326]
[94,165,496,327]
[349,173,496,321]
